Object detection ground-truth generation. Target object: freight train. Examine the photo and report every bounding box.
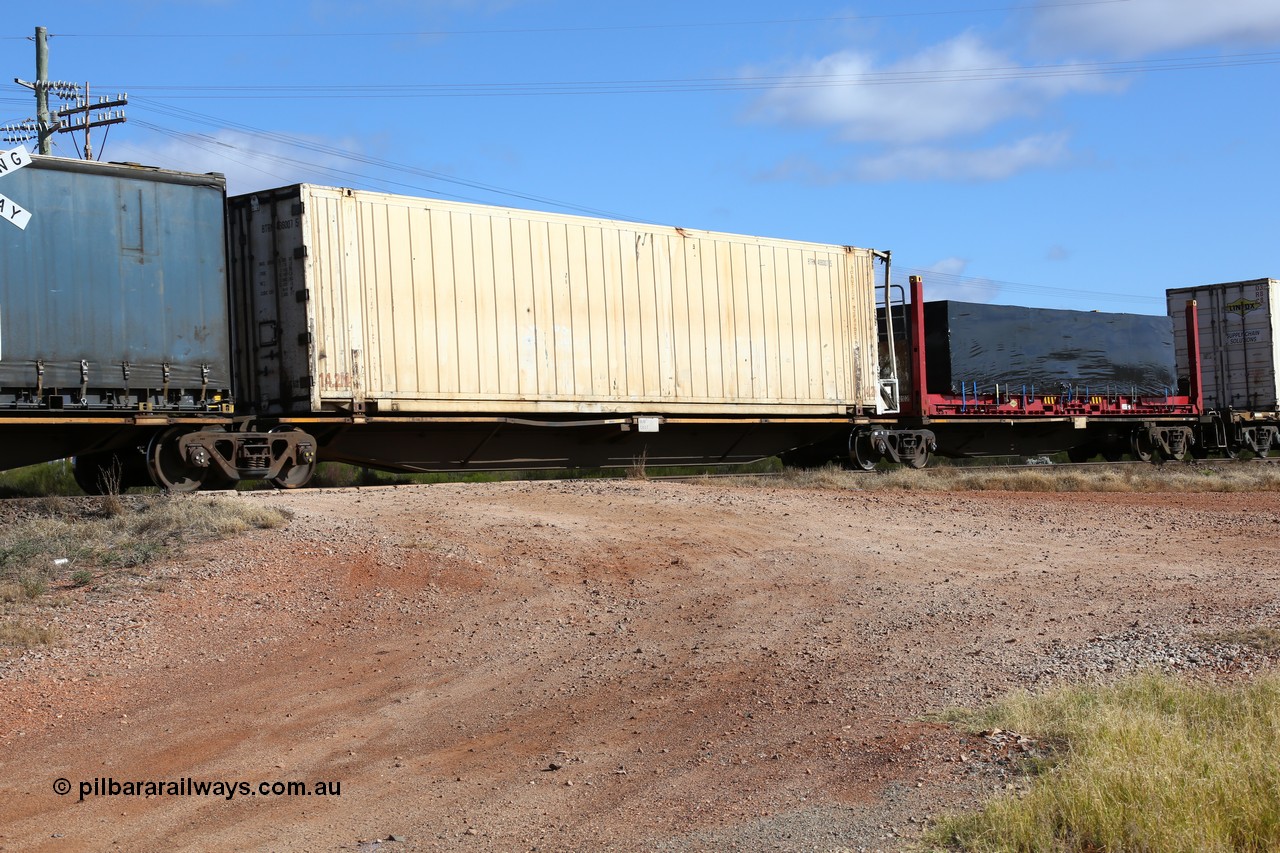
[0,154,1273,492]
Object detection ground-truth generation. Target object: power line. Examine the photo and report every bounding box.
[895,266,1163,305]
[93,50,1280,101]
[8,2,1133,40]
[129,99,650,221]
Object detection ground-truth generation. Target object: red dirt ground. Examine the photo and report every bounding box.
[1,481,1277,852]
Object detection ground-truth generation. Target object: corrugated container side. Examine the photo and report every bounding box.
[230,185,882,416]
[1167,279,1280,411]
[0,157,230,404]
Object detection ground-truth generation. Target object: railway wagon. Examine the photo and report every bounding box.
[228,185,898,472]
[0,156,313,491]
[792,277,1204,469]
[1168,278,1280,455]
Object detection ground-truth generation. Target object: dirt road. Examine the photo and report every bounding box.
[2,481,1277,852]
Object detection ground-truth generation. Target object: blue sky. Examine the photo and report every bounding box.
[2,0,1278,312]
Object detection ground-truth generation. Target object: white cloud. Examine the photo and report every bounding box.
[109,129,361,196]
[750,32,1113,145]
[1032,0,1280,56]
[856,133,1072,182]
[754,132,1070,183]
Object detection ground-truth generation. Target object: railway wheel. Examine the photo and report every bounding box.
[268,427,318,489]
[1130,429,1156,464]
[146,428,207,493]
[1066,446,1093,463]
[848,431,881,471]
[1102,448,1125,462]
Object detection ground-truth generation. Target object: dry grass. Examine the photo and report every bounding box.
[0,619,59,648]
[739,463,1280,493]
[1199,627,1280,657]
[925,673,1280,852]
[0,496,290,601]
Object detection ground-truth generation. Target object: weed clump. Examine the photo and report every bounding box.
[0,496,290,616]
[927,673,1280,852]
[0,620,58,648]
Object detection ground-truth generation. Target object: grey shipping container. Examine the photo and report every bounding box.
[227,184,889,418]
[923,300,1177,395]
[0,155,231,409]
[1167,279,1280,411]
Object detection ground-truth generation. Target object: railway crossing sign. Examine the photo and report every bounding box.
[0,145,33,230]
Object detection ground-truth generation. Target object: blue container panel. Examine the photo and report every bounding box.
[0,158,230,393]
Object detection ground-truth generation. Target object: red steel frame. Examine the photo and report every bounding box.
[903,275,1203,419]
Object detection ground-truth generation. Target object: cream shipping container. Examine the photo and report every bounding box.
[226,185,895,471]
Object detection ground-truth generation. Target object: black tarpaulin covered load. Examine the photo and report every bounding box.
[922,301,1177,396]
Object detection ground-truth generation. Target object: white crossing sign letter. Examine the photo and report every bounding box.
[0,193,32,230]
[0,145,33,229]
[0,145,32,178]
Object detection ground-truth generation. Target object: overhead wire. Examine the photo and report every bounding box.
[14,1,1135,40]
[894,266,1163,305]
[100,50,1280,99]
[129,98,649,221]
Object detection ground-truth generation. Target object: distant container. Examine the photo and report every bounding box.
[1167,279,1280,411]
[227,185,887,417]
[0,156,231,409]
[923,301,1176,395]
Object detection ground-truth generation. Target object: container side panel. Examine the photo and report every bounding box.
[667,234,691,398]
[470,214,500,395]
[428,209,459,395]
[528,219,555,397]
[3,160,229,398]
[566,224,593,395]
[304,192,345,406]
[490,216,519,396]
[232,185,883,414]
[698,238,724,399]
[584,226,611,396]
[743,243,766,399]
[653,234,676,397]
[510,221,537,396]
[449,213,479,394]
[407,206,438,394]
[601,228,626,398]
[680,239,711,399]
[776,248,798,401]
[386,204,419,396]
[546,223,574,396]
[635,233,660,396]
